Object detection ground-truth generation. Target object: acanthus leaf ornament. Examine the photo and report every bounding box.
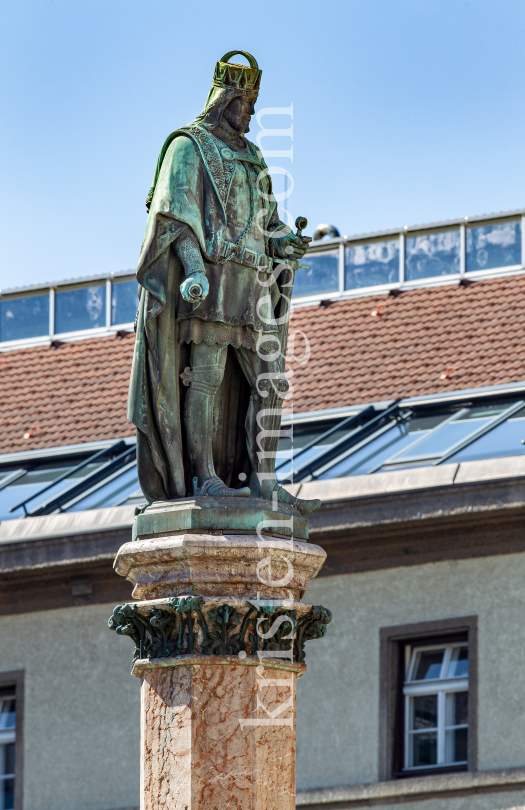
[108,600,331,665]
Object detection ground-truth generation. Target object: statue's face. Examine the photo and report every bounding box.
[223,95,256,133]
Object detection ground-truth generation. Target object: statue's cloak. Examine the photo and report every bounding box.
[128,124,284,502]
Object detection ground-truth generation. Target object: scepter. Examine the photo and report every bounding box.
[278,215,309,359]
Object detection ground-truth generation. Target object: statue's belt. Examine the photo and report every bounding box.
[219,240,272,272]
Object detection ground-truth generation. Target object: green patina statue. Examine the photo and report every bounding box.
[128,50,320,516]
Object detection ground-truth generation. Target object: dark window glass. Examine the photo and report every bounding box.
[448,647,469,678]
[445,727,468,763]
[414,650,444,680]
[1,778,14,810]
[55,284,106,334]
[412,695,438,729]
[112,279,139,325]
[0,294,49,342]
[345,239,399,289]
[292,250,338,298]
[446,691,468,726]
[405,230,460,281]
[0,701,15,730]
[3,744,14,776]
[411,732,437,766]
[467,220,521,272]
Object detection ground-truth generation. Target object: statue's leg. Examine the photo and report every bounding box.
[235,345,321,516]
[184,341,251,498]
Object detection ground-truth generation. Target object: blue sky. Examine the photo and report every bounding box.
[1,0,525,288]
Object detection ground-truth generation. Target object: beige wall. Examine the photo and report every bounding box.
[297,552,525,792]
[0,603,140,810]
[3,552,525,809]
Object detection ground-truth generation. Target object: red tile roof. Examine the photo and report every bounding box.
[0,333,136,455]
[1,274,524,454]
[286,274,525,412]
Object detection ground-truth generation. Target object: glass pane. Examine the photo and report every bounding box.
[119,488,148,507]
[67,465,141,511]
[0,294,49,342]
[318,423,421,479]
[446,691,468,725]
[467,220,521,273]
[412,695,438,729]
[394,419,491,461]
[449,418,525,463]
[277,446,329,481]
[0,463,104,521]
[414,649,444,680]
[0,702,15,731]
[445,727,468,763]
[292,250,339,298]
[55,284,106,333]
[406,414,450,433]
[278,419,344,454]
[410,731,437,767]
[345,239,399,290]
[3,745,14,777]
[1,777,14,810]
[457,402,511,420]
[405,230,460,281]
[111,279,139,325]
[276,420,353,479]
[447,647,469,678]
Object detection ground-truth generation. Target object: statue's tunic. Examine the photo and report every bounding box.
[128,124,287,502]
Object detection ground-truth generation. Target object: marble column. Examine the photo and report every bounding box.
[109,497,331,810]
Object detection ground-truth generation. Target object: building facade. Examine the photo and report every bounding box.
[1,209,525,810]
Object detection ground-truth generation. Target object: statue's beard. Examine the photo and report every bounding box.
[223,106,251,134]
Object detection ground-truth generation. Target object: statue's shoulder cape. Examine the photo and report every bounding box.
[146,125,266,213]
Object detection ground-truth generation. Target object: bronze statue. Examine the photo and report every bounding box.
[128,51,320,516]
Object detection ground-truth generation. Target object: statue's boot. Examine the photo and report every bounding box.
[183,362,250,498]
[245,381,321,516]
[259,479,321,516]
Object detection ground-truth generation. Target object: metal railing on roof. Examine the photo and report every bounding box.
[2,209,525,349]
[293,208,525,306]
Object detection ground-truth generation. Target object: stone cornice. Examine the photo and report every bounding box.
[132,654,307,678]
[296,767,525,807]
[2,461,525,586]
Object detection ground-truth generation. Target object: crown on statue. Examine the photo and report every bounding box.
[212,51,261,95]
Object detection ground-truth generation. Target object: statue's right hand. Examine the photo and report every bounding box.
[180,273,209,307]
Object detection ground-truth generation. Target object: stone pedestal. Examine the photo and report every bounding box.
[109,498,330,810]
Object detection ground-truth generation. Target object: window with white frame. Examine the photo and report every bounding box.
[0,689,15,810]
[403,642,468,771]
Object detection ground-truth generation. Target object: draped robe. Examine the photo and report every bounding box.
[128,124,289,503]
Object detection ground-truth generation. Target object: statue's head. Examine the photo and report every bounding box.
[194,51,261,133]
[222,94,256,133]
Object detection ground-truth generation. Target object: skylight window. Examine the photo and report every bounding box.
[466,219,521,273]
[112,279,139,326]
[277,395,525,483]
[0,294,49,342]
[55,284,107,334]
[1,391,525,522]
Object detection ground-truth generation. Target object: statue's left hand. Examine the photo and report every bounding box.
[180,272,210,309]
[274,232,312,260]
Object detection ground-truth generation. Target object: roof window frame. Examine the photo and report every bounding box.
[291,208,525,308]
[0,272,137,350]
